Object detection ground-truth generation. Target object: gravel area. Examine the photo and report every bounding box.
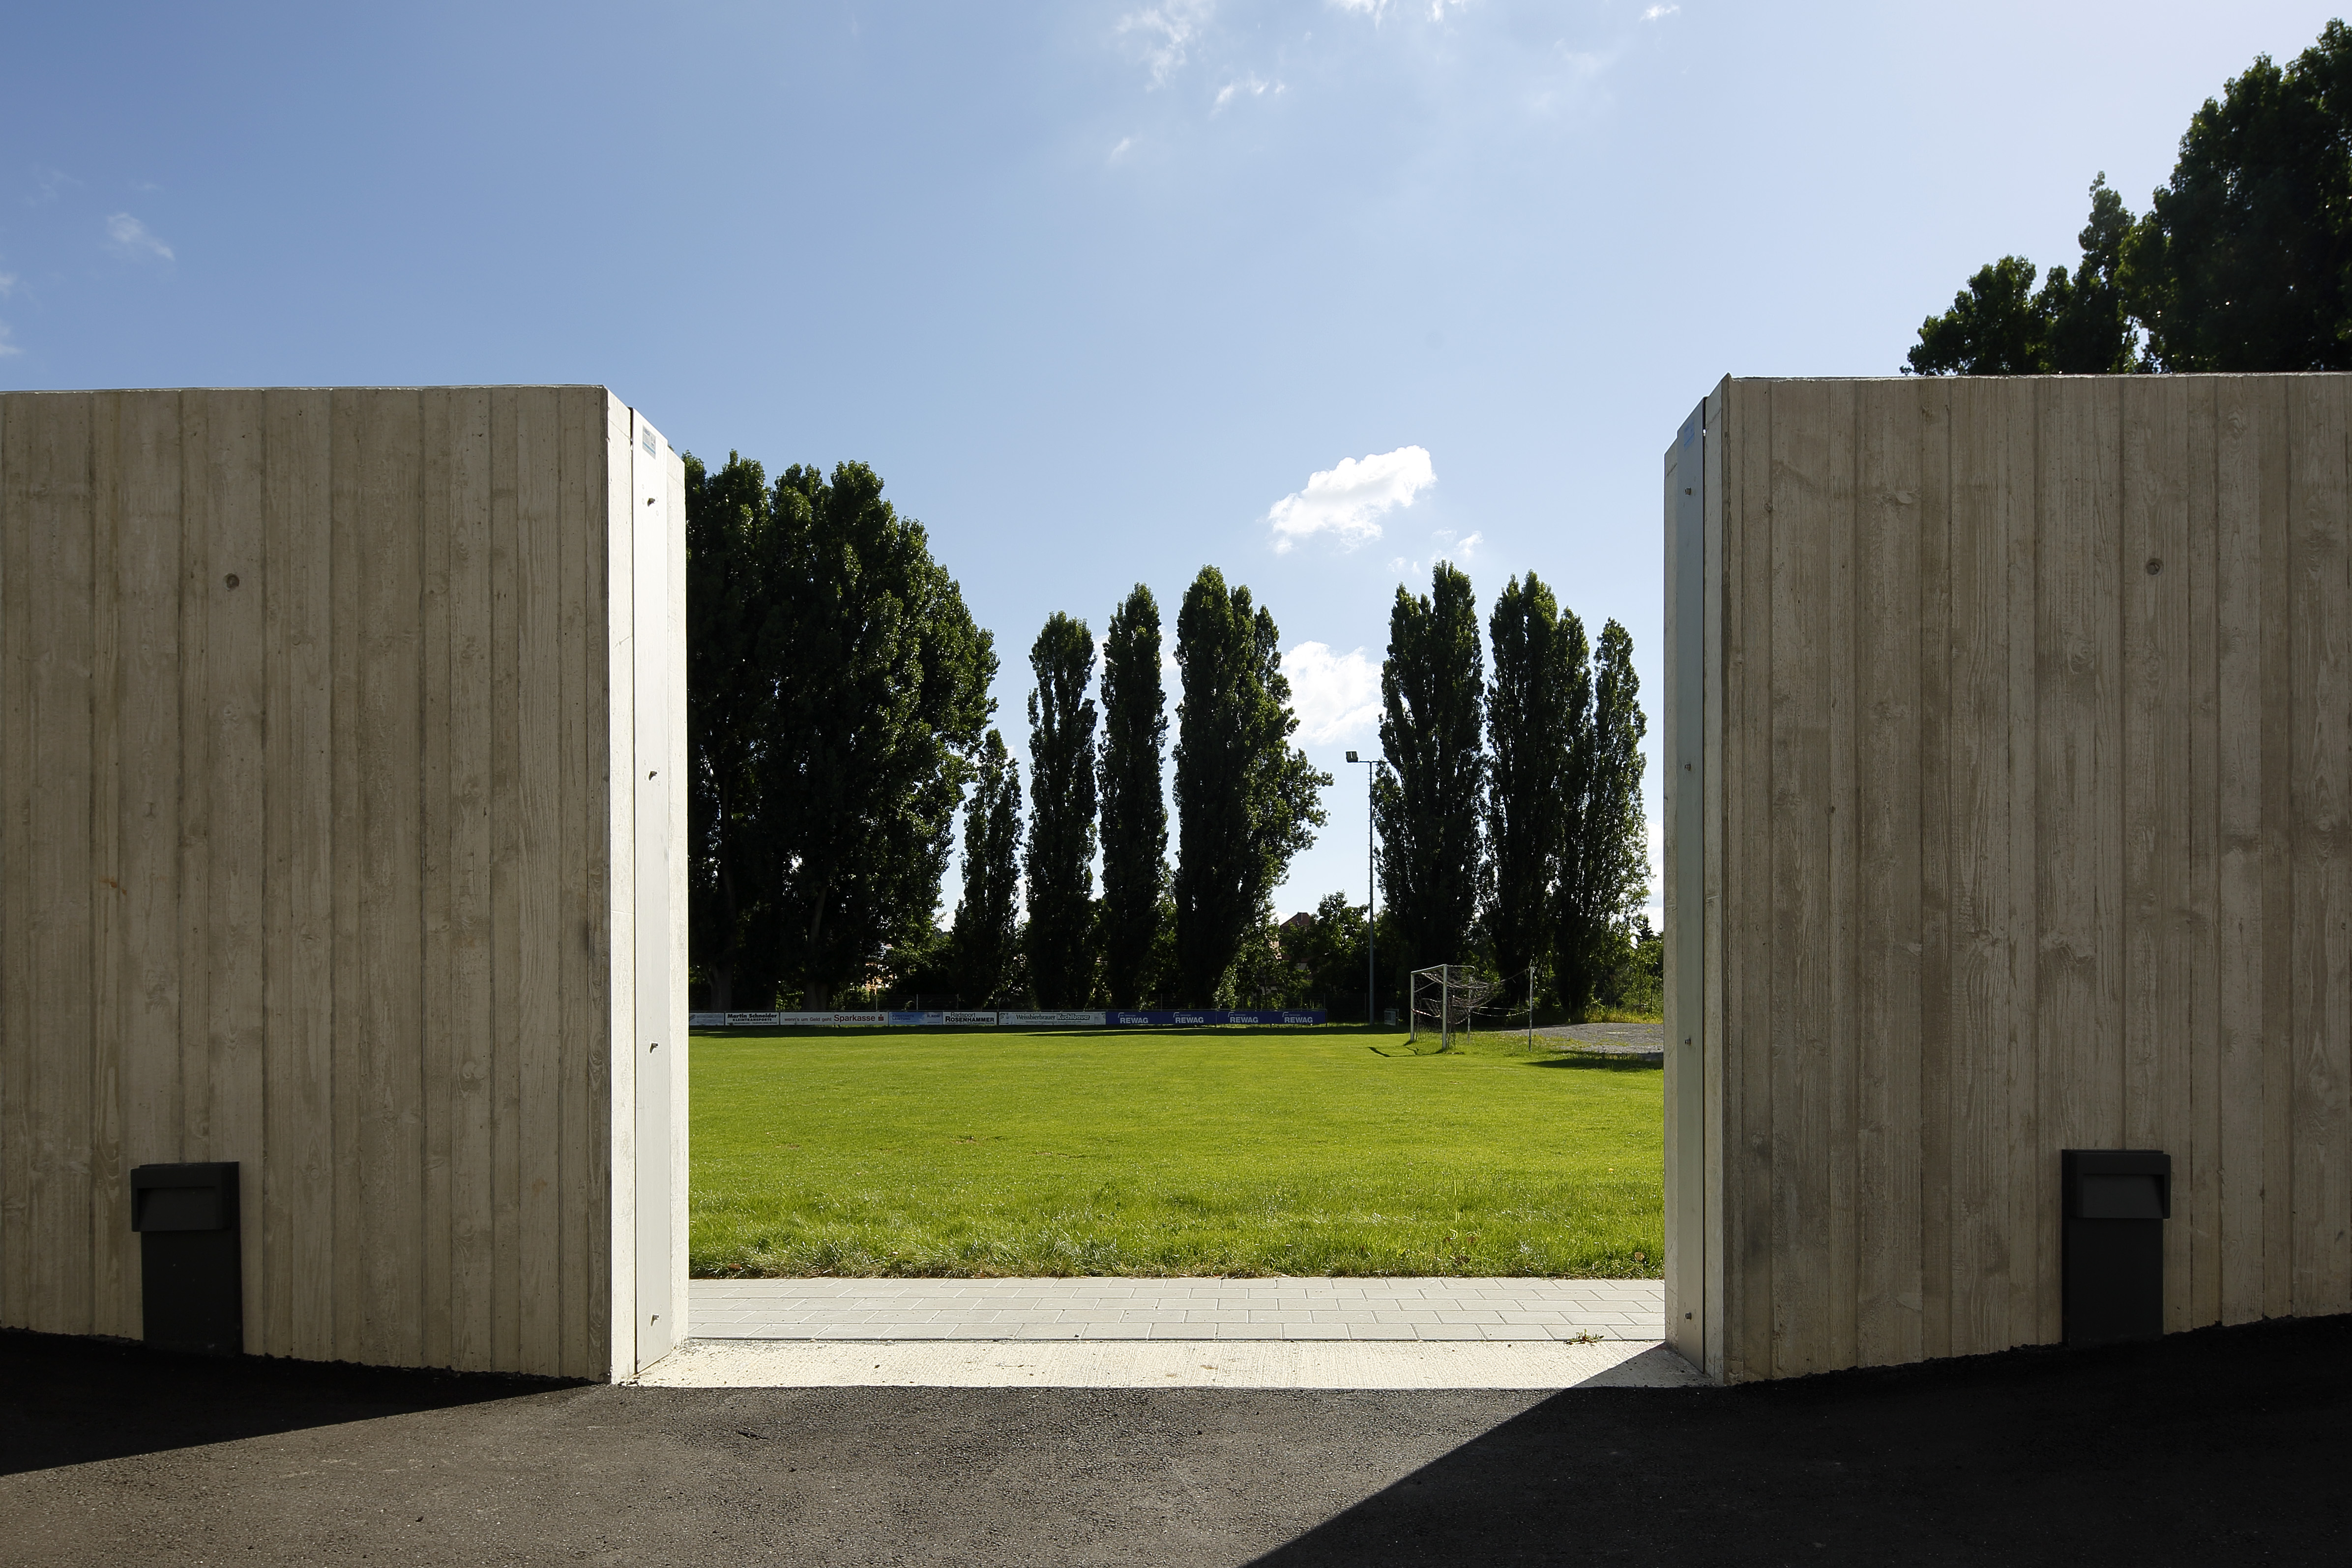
[1532,1021,1666,1061]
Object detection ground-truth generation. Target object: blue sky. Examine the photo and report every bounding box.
[3,0,2339,923]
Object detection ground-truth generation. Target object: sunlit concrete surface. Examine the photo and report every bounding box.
[688,1275,1664,1341]
[632,1336,1704,1389]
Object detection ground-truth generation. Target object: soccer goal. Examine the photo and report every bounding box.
[1407,963,1541,1049]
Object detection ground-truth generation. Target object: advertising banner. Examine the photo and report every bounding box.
[690,1007,1324,1029]
[1148,1009,1329,1026]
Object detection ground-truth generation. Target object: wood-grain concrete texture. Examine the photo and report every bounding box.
[1666,374,2352,1382]
[0,386,686,1381]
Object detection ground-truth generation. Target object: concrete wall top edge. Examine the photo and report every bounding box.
[0,384,618,397]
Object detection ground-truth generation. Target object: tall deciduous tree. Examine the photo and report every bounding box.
[1290,890,1371,1021]
[1908,21,2352,378]
[2123,23,2352,371]
[2047,177,2137,373]
[686,458,997,1010]
[1024,612,1099,1007]
[1373,563,1487,978]
[1097,585,1168,1007]
[1907,177,2138,375]
[1484,573,1586,996]
[686,451,781,1010]
[1172,567,1329,1003]
[1556,619,1649,1016]
[952,730,1024,1006]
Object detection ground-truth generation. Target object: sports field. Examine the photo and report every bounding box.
[690,1027,1663,1279]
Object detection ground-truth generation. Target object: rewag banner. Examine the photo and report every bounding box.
[686,1008,1328,1029]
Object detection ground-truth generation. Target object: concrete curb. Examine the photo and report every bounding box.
[630,1337,1707,1389]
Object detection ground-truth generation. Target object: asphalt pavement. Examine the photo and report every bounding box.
[3,1311,2347,1566]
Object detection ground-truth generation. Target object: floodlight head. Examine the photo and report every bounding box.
[1346,750,1359,763]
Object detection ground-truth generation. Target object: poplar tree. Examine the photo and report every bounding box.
[1484,573,1586,996]
[1372,562,1487,977]
[1171,567,1329,1003]
[951,730,1024,1006]
[1024,613,1099,1007]
[1097,585,1168,1007]
[1556,619,1649,1015]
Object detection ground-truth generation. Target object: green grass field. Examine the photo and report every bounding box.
[690,1027,1662,1279]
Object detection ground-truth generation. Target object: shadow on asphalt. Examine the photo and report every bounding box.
[0,1328,574,1478]
[1248,1312,2352,1565]
[4,1313,2347,1563]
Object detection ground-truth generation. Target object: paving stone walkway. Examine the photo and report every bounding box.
[690,1277,1663,1342]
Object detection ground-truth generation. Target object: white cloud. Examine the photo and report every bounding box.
[1642,4,1678,18]
[1266,445,1435,553]
[1432,527,1484,562]
[1118,0,1213,85]
[0,323,19,358]
[1110,136,1136,162]
[1330,0,1466,19]
[1283,642,1382,743]
[28,167,80,206]
[106,212,173,261]
[1213,74,1278,111]
[0,272,15,297]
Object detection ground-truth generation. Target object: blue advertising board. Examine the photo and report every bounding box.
[1107,1009,1326,1027]
[691,1008,1330,1029]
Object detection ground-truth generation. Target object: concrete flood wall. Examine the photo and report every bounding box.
[1667,374,2352,1381]
[0,386,687,1381]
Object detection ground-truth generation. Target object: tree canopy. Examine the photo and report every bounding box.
[1484,572,1585,993]
[1097,585,1169,1008]
[1171,566,1329,1003]
[685,451,780,1011]
[951,729,1024,1006]
[684,455,995,1010]
[1907,178,2136,375]
[1373,562,1488,974]
[1910,21,2352,376]
[1555,620,1648,1013]
[1024,612,1099,1008]
[2125,21,2352,371]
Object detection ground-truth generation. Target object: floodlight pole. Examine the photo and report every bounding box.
[1346,752,1385,1029]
